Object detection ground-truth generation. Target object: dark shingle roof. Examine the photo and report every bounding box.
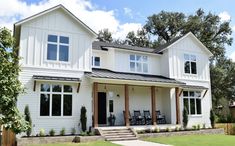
[33,75,80,82]
[85,68,185,85]
[180,85,208,90]
[92,35,184,54]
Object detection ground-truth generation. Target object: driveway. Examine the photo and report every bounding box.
[112,140,171,146]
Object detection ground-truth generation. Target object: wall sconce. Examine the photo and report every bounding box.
[117,94,120,98]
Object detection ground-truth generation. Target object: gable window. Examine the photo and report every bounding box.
[130,55,148,73]
[92,56,100,67]
[47,35,69,62]
[40,84,73,116]
[183,91,202,115]
[184,54,197,74]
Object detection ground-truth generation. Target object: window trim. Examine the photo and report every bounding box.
[129,54,149,73]
[92,56,101,67]
[46,34,70,63]
[39,83,73,118]
[183,90,202,116]
[183,54,197,75]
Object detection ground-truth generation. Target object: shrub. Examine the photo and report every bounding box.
[71,128,76,135]
[154,127,160,133]
[197,124,201,130]
[137,130,145,134]
[39,128,45,137]
[24,105,32,137]
[210,109,215,128]
[183,107,188,129]
[88,131,95,136]
[175,126,180,131]
[166,127,172,132]
[60,127,66,136]
[80,106,87,132]
[145,128,151,133]
[80,131,88,136]
[192,125,197,130]
[49,129,55,136]
[203,123,206,129]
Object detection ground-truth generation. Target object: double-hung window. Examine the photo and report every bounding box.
[183,91,202,115]
[47,35,69,62]
[130,55,148,73]
[40,84,73,116]
[184,54,197,74]
[92,56,100,67]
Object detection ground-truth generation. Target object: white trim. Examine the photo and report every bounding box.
[109,47,162,56]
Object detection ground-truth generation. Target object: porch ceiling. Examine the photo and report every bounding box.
[85,68,185,87]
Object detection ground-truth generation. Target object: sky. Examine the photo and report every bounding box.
[0,0,235,59]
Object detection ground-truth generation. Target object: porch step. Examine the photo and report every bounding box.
[98,127,138,141]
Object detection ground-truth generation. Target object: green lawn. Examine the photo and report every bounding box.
[28,141,119,146]
[144,134,235,146]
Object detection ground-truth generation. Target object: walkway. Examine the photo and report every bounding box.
[112,140,171,146]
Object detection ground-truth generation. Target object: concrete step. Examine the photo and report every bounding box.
[105,135,136,138]
[106,137,138,141]
[99,128,138,141]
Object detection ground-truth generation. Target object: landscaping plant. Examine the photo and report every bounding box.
[71,127,76,135]
[49,129,55,136]
[80,106,87,132]
[60,127,66,136]
[39,128,45,136]
[24,105,32,137]
[183,107,188,129]
[210,109,215,128]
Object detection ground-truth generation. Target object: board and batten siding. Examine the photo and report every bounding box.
[19,8,95,71]
[17,68,93,135]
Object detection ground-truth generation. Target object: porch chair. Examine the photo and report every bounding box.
[123,111,133,125]
[133,110,144,125]
[143,110,152,125]
[156,110,166,124]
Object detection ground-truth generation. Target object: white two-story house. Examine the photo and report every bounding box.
[15,5,213,135]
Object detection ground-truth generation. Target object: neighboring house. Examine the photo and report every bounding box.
[14,5,213,135]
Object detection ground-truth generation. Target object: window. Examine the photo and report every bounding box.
[129,55,148,73]
[184,54,197,74]
[183,91,202,115]
[92,56,100,67]
[40,84,73,116]
[47,35,69,62]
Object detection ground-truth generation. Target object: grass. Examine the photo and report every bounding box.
[28,141,120,146]
[144,134,235,146]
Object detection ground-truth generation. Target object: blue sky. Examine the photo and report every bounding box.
[1,0,235,58]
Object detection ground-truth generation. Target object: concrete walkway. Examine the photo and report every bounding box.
[112,140,171,146]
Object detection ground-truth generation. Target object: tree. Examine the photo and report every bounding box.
[24,105,32,136]
[80,106,87,132]
[0,27,28,133]
[210,109,215,128]
[97,28,113,43]
[125,28,151,47]
[182,107,188,129]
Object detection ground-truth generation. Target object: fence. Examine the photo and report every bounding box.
[215,123,235,135]
[1,127,16,146]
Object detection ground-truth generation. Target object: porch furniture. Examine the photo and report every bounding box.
[133,110,144,125]
[143,110,152,125]
[156,110,166,124]
[123,111,133,125]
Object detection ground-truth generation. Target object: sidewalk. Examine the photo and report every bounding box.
[112,140,171,146]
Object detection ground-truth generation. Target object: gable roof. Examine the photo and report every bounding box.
[93,32,213,57]
[14,4,97,37]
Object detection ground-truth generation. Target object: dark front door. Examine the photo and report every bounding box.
[98,92,107,125]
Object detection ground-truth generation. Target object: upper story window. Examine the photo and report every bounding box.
[47,35,69,62]
[130,55,148,73]
[92,56,100,67]
[184,54,197,74]
[183,91,202,115]
[40,83,73,117]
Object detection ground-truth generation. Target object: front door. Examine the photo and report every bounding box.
[98,92,107,125]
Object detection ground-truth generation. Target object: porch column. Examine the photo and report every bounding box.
[93,82,98,127]
[124,84,130,126]
[175,87,181,124]
[151,86,157,125]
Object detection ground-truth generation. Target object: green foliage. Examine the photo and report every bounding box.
[60,127,66,136]
[97,29,113,43]
[175,126,180,131]
[24,105,32,136]
[166,127,172,132]
[192,125,197,130]
[183,107,188,129]
[0,27,28,134]
[210,109,215,128]
[39,128,45,137]
[80,106,87,132]
[49,129,55,136]
[71,127,76,135]
[197,124,201,130]
[203,123,206,129]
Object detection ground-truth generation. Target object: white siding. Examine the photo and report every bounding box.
[19,8,95,71]
[18,67,93,135]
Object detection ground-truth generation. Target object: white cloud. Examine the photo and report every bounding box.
[123,7,133,19]
[219,11,231,22]
[229,51,235,62]
[0,0,141,39]
[233,26,235,32]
